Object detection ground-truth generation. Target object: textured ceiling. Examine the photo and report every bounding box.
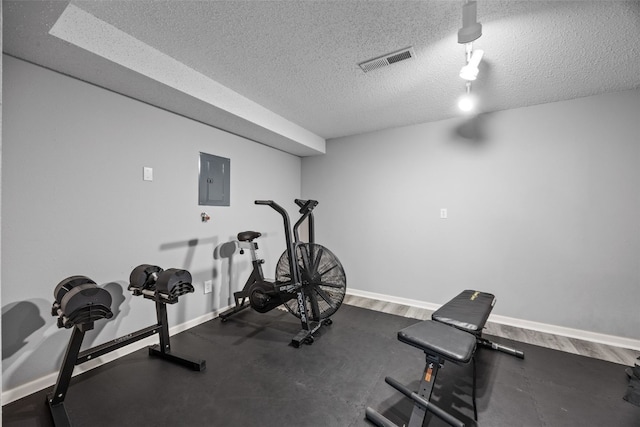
[4,1,640,156]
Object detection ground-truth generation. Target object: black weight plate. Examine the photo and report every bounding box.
[156,268,193,297]
[61,286,113,325]
[129,264,163,290]
[59,283,97,314]
[53,275,96,304]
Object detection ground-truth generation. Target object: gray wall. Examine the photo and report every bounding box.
[302,89,640,340]
[1,55,301,392]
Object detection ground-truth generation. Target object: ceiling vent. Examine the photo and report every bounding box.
[358,47,416,73]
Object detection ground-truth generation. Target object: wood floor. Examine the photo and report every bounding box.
[343,294,639,367]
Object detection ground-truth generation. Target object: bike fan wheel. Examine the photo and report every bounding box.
[275,243,346,321]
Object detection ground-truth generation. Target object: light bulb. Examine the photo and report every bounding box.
[458,93,476,112]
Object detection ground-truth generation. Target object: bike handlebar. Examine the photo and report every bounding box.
[256,199,317,215]
[255,200,291,226]
[254,199,298,282]
[294,199,318,214]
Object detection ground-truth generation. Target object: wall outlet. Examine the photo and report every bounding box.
[440,208,448,219]
[204,280,213,294]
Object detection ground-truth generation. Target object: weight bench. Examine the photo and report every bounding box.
[432,290,524,360]
[366,290,524,427]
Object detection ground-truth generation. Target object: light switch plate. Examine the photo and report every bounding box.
[204,280,213,294]
[143,167,153,181]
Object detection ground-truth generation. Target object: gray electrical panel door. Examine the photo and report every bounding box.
[199,152,230,206]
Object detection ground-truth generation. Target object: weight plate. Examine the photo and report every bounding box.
[53,276,96,304]
[61,285,113,326]
[129,264,163,290]
[156,268,193,297]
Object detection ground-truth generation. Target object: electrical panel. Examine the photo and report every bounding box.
[199,152,230,206]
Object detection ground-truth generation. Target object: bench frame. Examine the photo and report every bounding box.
[365,289,524,427]
[432,290,524,360]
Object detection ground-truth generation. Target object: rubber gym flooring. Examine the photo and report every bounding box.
[3,304,639,426]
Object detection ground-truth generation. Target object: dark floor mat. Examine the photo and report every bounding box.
[3,305,639,426]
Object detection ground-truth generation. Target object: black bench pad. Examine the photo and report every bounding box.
[432,290,495,334]
[398,320,476,364]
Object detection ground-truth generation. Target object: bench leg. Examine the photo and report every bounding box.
[472,356,477,421]
[478,337,525,359]
[366,372,466,427]
[365,407,396,427]
[408,355,440,426]
[381,356,466,427]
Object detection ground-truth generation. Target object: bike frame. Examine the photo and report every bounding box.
[219,199,327,346]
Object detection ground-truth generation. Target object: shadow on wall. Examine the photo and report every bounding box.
[2,298,60,391]
[160,236,219,322]
[215,237,251,307]
[160,236,218,273]
[1,282,128,392]
[2,301,46,360]
[453,113,492,144]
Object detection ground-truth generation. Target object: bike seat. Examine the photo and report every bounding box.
[237,231,262,242]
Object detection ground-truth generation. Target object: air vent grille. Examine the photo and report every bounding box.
[358,47,415,73]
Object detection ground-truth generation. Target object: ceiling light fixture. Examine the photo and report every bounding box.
[458,82,476,113]
[457,1,483,112]
[460,48,484,81]
[458,1,482,45]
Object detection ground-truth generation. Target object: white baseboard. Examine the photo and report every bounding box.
[487,313,640,352]
[347,288,442,311]
[1,307,229,406]
[346,288,640,351]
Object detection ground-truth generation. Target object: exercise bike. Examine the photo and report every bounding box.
[219,199,347,347]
